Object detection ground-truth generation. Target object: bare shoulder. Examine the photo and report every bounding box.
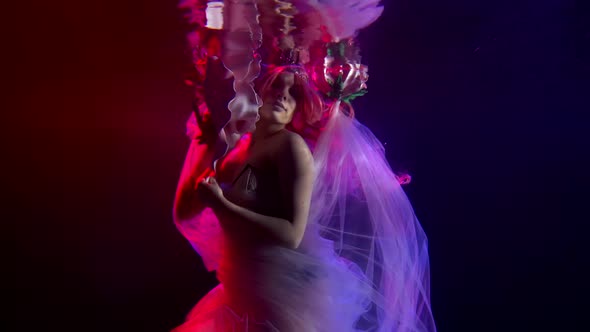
[284,130,306,146]
[276,130,313,168]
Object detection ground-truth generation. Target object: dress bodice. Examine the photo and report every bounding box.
[222,162,286,220]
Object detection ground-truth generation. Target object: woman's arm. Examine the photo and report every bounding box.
[202,133,314,249]
[173,146,215,222]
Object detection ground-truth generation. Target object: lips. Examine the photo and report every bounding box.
[273,102,286,112]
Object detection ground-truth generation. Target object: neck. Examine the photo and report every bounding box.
[252,119,285,141]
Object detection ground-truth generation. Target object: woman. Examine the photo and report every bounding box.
[173,65,367,331]
[173,58,437,330]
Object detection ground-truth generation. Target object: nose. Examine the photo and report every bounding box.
[276,91,287,100]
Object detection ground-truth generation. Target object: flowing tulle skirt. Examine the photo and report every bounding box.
[172,234,373,332]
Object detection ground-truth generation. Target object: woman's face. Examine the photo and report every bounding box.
[259,72,297,125]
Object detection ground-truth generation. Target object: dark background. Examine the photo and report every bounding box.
[3,0,588,331]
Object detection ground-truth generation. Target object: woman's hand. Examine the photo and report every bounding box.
[196,176,225,210]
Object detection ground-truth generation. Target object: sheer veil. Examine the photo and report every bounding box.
[300,101,436,331]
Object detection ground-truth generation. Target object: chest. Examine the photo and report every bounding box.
[217,139,285,216]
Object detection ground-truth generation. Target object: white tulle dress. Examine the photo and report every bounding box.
[172,104,436,331]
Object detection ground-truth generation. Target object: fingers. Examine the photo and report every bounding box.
[197,177,222,207]
[203,176,218,185]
